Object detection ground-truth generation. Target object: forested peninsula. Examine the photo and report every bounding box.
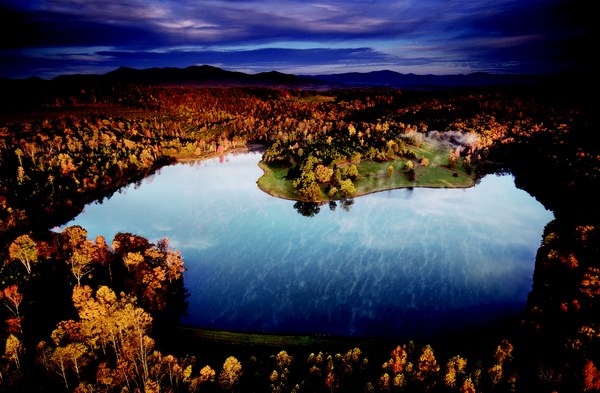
[0,69,597,392]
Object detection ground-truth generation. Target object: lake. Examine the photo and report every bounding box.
[62,150,554,339]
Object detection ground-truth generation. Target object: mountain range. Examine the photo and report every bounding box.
[305,69,543,89]
[1,64,547,90]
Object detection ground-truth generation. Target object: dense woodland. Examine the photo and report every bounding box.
[0,75,598,392]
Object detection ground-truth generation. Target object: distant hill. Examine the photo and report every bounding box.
[49,65,325,88]
[0,65,568,114]
[304,70,544,89]
[98,66,550,89]
[0,65,334,113]
[2,65,551,91]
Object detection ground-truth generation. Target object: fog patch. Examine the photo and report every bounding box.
[426,130,479,152]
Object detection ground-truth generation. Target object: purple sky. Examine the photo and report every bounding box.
[0,0,593,79]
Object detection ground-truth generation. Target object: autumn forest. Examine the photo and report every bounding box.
[0,71,598,392]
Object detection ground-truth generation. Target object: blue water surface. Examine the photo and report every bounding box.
[62,151,553,338]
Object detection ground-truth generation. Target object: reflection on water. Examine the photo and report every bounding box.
[63,151,554,338]
[294,201,323,217]
[294,199,356,217]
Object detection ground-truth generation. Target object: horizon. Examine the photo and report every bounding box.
[1,1,593,80]
[0,63,571,83]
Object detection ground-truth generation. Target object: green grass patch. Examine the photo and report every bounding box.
[178,326,319,348]
[176,326,382,351]
[257,141,476,202]
[257,162,298,200]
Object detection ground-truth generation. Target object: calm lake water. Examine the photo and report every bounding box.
[62,151,553,338]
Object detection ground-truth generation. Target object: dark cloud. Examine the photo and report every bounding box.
[0,0,592,78]
[1,47,395,79]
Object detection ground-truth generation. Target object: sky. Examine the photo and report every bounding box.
[0,0,593,79]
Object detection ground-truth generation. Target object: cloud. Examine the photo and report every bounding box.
[0,0,592,78]
[105,46,395,73]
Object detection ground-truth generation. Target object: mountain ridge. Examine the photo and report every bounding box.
[303,69,544,89]
[49,65,323,87]
[1,64,561,92]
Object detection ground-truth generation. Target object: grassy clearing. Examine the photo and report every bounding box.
[256,162,298,201]
[179,326,321,348]
[176,326,382,351]
[257,141,476,202]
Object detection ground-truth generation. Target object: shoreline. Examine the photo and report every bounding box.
[169,144,478,203]
[170,143,266,163]
[256,158,478,203]
[172,317,522,364]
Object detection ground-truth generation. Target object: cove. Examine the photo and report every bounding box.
[61,151,554,339]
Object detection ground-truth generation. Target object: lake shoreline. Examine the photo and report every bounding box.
[170,143,266,163]
[172,315,523,366]
[171,143,477,203]
[66,147,551,346]
[256,158,478,203]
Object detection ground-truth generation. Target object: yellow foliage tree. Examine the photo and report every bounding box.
[8,234,38,274]
[219,356,242,391]
[417,344,440,383]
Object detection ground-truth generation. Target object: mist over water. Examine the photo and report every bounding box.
[63,151,554,338]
